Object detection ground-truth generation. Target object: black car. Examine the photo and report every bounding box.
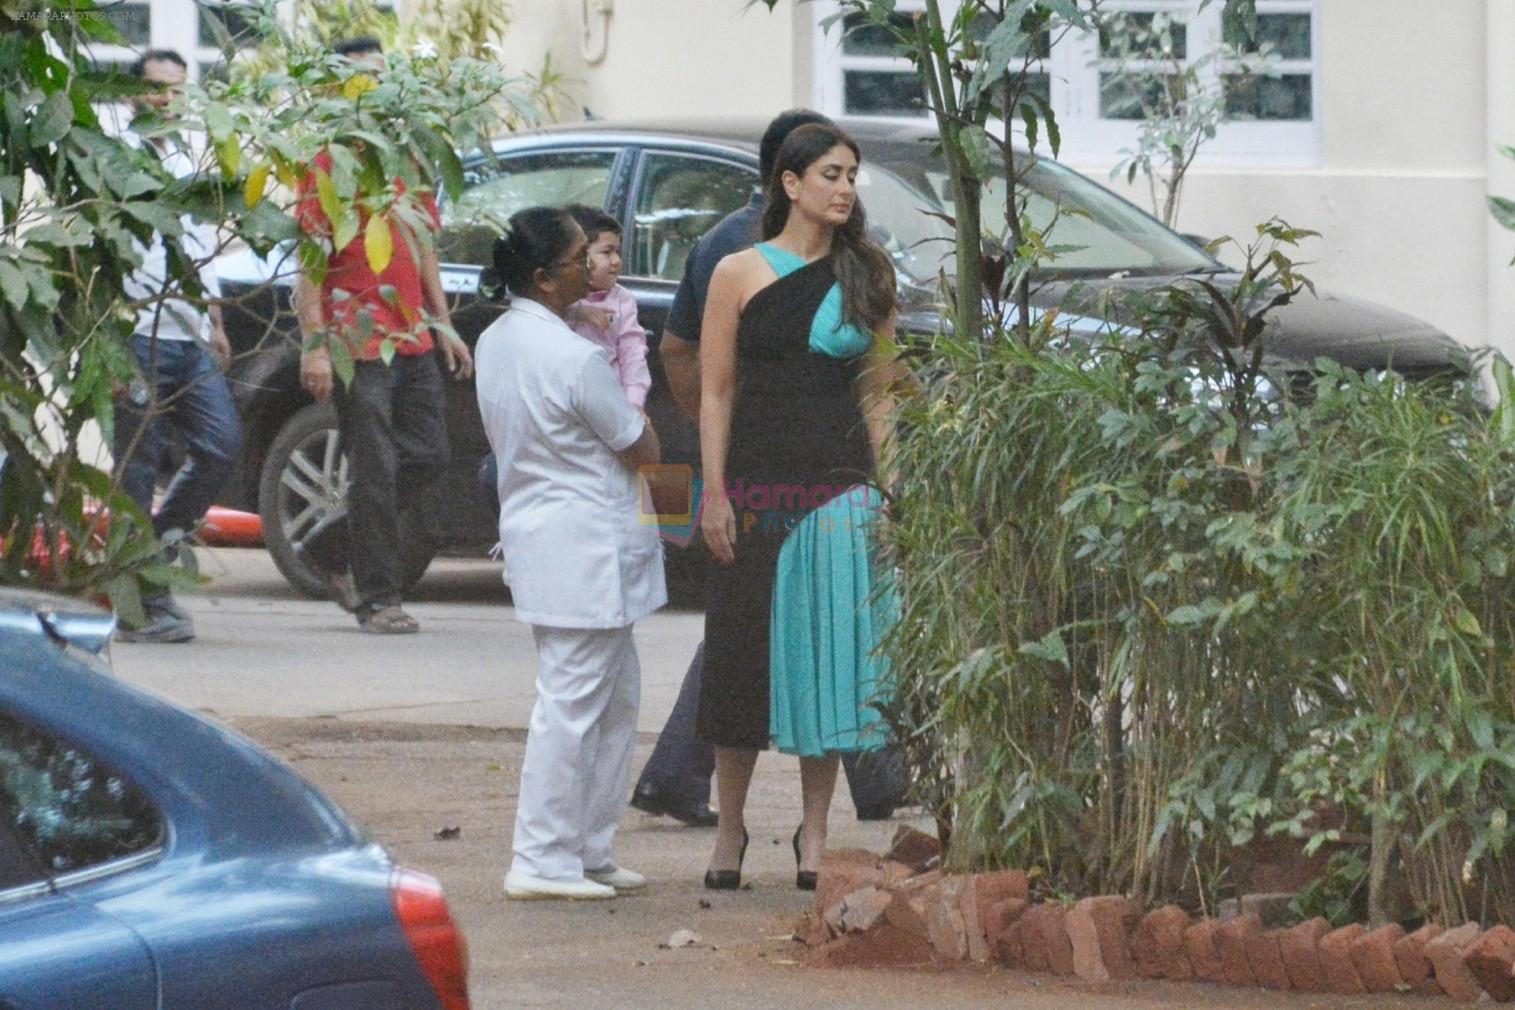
[214,118,1466,597]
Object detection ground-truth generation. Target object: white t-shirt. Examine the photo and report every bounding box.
[475,297,667,629]
[121,133,221,342]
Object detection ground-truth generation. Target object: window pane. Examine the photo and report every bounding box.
[1223,73,1311,121]
[198,1,262,47]
[1019,72,1051,107]
[1226,12,1311,59]
[631,154,757,280]
[968,11,1052,59]
[843,70,926,118]
[0,813,46,891]
[0,712,161,876]
[890,158,1215,278]
[438,149,619,267]
[1099,12,1187,60]
[840,11,914,56]
[111,1,151,48]
[1099,72,1184,120]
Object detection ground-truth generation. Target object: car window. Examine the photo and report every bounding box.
[0,814,45,892]
[0,712,162,879]
[886,159,1215,279]
[437,148,620,268]
[630,153,756,281]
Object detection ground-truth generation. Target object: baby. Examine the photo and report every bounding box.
[564,203,650,408]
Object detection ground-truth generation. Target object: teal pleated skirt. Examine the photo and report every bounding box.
[769,484,897,757]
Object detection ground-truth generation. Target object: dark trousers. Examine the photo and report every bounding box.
[635,641,909,814]
[114,335,242,551]
[304,353,448,613]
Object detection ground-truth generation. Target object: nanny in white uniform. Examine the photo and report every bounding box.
[475,207,666,902]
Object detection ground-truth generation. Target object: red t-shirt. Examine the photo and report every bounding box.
[295,150,441,359]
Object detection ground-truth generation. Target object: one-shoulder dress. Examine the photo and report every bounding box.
[697,243,894,755]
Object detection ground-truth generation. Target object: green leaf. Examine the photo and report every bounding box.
[1017,628,1069,667]
[121,201,184,236]
[1490,195,1515,233]
[1453,606,1483,638]
[30,91,74,148]
[332,207,360,254]
[1025,91,1061,158]
[215,135,242,182]
[104,575,146,629]
[0,260,29,312]
[959,124,993,182]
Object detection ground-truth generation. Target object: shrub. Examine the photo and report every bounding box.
[881,222,1515,925]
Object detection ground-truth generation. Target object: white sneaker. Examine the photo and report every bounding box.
[503,870,616,901]
[585,865,648,893]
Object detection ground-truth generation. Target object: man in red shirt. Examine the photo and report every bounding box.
[294,36,473,634]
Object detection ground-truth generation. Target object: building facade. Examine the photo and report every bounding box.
[97,0,1515,357]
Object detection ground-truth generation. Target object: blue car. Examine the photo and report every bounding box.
[0,588,469,1009]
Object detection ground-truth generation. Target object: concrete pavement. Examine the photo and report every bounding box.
[112,547,704,732]
[108,547,1368,1010]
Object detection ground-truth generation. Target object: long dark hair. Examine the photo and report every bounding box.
[492,207,579,298]
[761,123,896,334]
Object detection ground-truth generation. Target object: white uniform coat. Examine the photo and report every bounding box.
[475,298,667,629]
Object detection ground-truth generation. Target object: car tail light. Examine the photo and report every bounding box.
[391,867,470,1010]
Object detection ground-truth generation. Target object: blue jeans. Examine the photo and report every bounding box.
[114,336,242,546]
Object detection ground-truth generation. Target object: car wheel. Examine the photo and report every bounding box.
[258,404,435,598]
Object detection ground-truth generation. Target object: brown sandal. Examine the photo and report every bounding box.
[360,606,419,634]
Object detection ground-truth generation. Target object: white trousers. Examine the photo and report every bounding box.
[510,624,641,880]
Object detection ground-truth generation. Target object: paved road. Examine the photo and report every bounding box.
[109,548,1391,1010]
[112,546,704,733]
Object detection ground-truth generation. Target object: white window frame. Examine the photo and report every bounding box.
[1056,0,1318,166]
[811,0,1319,166]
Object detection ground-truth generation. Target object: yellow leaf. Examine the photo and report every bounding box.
[244,164,270,209]
[343,73,378,102]
[215,135,241,181]
[272,151,297,189]
[365,212,393,274]
[314,168,340,226]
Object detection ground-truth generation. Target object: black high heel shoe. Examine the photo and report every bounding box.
[793,826,817,891]
[703,829,749,890]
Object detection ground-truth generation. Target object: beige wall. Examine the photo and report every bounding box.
[1082,0,1513,358]
[508,0,1514,358]
[500,0,801,122]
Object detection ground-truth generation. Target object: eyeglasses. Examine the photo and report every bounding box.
[550,250,590,273]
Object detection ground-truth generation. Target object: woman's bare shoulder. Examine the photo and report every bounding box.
[710,247,766,282]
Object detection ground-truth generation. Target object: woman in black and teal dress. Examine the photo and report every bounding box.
[697,123,912,890]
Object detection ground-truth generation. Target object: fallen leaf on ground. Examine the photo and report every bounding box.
[433,826,461,840]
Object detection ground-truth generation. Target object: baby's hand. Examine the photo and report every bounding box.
[576,306,613,330]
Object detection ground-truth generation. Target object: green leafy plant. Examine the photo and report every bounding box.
[0,0,538,611]
[1494,143,1515,264]
[1100,1,1274,227]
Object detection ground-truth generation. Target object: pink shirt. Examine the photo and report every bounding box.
[568,284,650,408]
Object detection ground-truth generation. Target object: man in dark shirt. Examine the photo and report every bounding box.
[630,109,907,826]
